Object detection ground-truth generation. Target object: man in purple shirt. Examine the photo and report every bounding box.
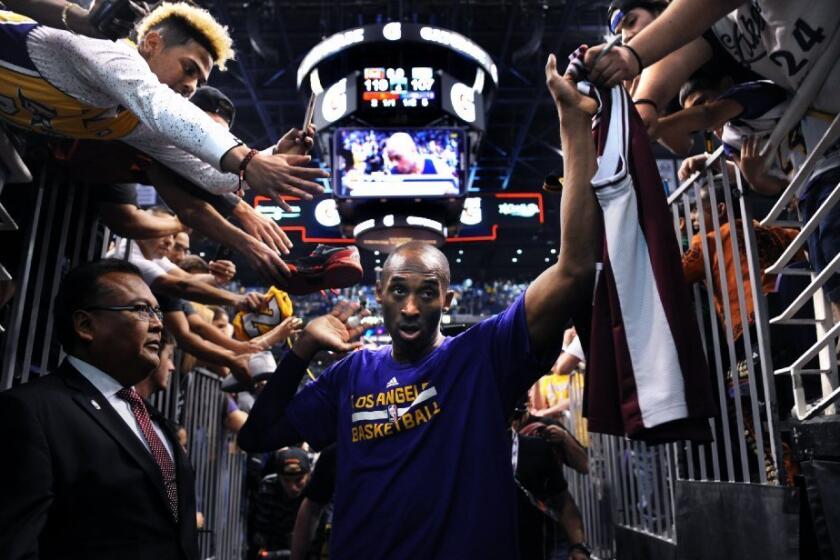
[238,55,600,559]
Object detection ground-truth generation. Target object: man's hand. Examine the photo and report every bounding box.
[541,424,569,446]
[545,54,599,117]
[232,200,293,255]
[252,316,304,350]
[678,154,709,182]
[583,42,642,87]
[227,353,252,384]
[63,0,148,39]
[235,291,266,313]
[273,126,317,156]
[226,149,328,212]
[292,301,368,361]
[239,236,291,284]
[208,260,236,285]
[733,135,784,194]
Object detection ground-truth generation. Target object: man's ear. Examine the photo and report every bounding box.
[72,310,95,344]
[140,30,165,57]
[443,289,455,312]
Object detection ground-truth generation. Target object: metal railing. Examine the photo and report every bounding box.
[0,160,249,559]
[182,368,248,560]
[566,100,839,559]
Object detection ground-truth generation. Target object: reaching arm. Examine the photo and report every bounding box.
[630,38,715,130]
[163,311,251,382]
[557,491,588,559]
[3,0,99,36]
[524,56,599,356]
[583,0,745,86]
[97,202,184,239]
[542,424,589,474]
[188,313,257,354]
[290,498,326,560]
[149,270,260,311]
[147,163,291,283]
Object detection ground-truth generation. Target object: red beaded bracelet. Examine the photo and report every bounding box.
[238,148,259,192]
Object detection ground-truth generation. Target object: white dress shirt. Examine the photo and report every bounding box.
[67,355,174,460]
[26,26,242,194]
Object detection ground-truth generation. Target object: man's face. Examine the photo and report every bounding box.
[387,148,417,174]
[690,192,718,232]
[683,89,725,137]
[142,31,213,98]
[617,7,657,42]
[171,232,190,264]
[149,342,175,392]
[280,473,310,499]
[376,252,454,361]
[148,234,175,260]
[212,311,230,332]
[77,272,162,382]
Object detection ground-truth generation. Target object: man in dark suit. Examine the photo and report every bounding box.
[0,259,199,560]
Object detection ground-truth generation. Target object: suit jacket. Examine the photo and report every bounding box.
[0,361,199,560]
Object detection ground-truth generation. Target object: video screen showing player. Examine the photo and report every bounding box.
[334,128,464,198]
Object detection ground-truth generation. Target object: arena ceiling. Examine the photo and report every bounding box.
[196,0,612,283]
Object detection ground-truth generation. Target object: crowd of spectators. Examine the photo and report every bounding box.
[0,0,838,558]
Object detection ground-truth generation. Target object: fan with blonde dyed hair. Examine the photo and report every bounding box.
[135,2,234,70]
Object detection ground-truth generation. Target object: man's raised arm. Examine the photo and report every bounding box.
[525,55,600,356]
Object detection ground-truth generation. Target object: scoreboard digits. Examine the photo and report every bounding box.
[362,67,436,109]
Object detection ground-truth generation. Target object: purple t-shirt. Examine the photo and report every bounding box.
[287,294,543,559]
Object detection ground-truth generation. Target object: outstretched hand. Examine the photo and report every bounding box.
[545,54,599,117]
[243,152,328,212]
[292,301,370,361]
[583,42,641,87]
[232,199,294,255]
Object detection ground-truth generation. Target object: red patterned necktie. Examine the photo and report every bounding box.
[117,388,179,522]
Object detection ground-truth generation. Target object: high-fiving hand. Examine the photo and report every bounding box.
[293,301,371,361]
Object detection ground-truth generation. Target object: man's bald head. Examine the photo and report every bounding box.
[381,242,450,288]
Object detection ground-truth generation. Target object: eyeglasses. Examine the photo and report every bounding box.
[84,304,164,323]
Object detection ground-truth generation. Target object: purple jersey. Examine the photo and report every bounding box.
[287,295,545,558]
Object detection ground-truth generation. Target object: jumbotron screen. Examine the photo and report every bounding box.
[333,128,466,198]
[360,67,436,109]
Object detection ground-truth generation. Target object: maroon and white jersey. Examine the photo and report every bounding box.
[574,85,716,443]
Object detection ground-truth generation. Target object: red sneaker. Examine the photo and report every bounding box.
[282,245,363,295]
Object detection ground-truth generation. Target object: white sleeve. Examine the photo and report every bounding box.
[27,28,241,169]
[562,335,585,362]
[122,124,240,194]
[153,257,179,273]
[106,240,167,284]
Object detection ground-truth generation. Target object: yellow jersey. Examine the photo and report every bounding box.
[0,11,139,139]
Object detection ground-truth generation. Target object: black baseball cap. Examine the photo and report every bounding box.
[608,0,669,33]
[276,447,311,475]
[191,86,236,127]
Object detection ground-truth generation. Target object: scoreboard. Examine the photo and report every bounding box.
[361,67,437,109]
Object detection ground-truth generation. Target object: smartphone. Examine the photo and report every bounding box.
[302,92,316,133]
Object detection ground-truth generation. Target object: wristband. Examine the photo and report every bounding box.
[238,148,259,193]
[633,98,658,111]
[622,44,644,74]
